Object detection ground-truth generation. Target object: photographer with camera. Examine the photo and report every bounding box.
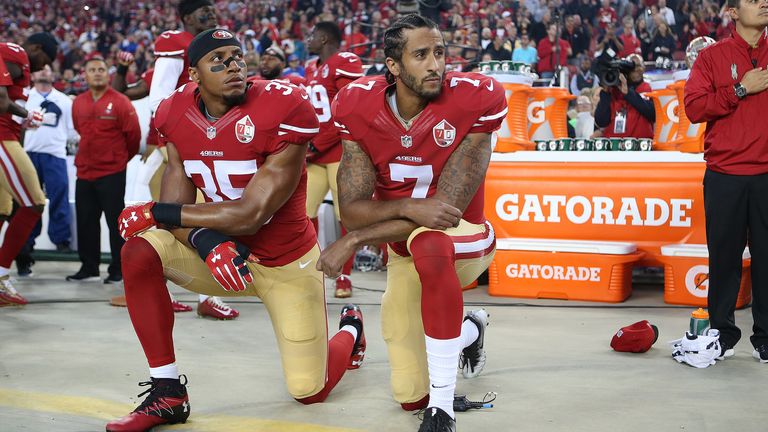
[594,53,655,138]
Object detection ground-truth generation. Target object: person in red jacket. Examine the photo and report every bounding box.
[69,57,140,284]
[684,0,768,364]
[536,22,571,78]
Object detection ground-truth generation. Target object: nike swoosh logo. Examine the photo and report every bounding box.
[2,73,9,77]
[299,260,312,269]
[486,81,494,91]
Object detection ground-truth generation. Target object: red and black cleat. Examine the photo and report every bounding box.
[106,376,190,432]
[339,304,366,370]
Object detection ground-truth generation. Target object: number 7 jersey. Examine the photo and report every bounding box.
[154,80,319,266]
[331,72,507,254]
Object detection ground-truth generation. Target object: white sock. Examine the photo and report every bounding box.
[425,335,462,418]
[0,266,9,277]
[199,294,209,303]
[149,363,179,380]
[460,318,479,349]
[340,325,358,342]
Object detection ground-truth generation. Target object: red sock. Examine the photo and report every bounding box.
[310,217,319,235]
[295,330,355,404]
[0,207,41,268]
[410,231,463,339]
[401,394,429,411]
[340,226,354,276]
[122,237,176,367]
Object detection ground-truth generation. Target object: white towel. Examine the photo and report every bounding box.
[669,329,721,368]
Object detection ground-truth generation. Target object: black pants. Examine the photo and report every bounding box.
[704,169,768,348]
[75,171,126,277]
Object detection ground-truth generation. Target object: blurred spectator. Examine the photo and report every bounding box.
[651,21,677,60]
[574,94,596,138]
[512,33,538,66]
[365,47,387,76]
[537,23,572,78]
[344,23,370,58]
[636,14,654,60]
[597,0,618,32]
[69,57,140,284]
[618,16,642,58]
[658,0,677,28]
[484,31,512,61]
[596,22,623,55]
[283,54,305,77]
[564,15,590,60]
[242,29,262,55]
[570,55,599,96]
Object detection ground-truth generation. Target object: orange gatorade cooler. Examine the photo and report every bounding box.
[670,70,705,153]
[526,87,575,143]
[493,73,534,152]
[488,238,644,302]
[646,80,679,150]
[658,244,752,308]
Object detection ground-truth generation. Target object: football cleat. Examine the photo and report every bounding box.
[334,275,352,298]
[339,303,366,369]
[197,296,239,320]
[106,376,190,432]
[418,406,456,432]
[0,275,27,306]
[459,309,489,378]
[171,299,193,313]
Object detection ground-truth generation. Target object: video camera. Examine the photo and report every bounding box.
[592,49,636,87]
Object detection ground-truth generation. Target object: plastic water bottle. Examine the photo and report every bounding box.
[689,308,710,335]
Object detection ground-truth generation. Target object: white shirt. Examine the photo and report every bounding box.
[659,7,676,26]
[23,87,78,159]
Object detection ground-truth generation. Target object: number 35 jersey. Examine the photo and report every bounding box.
[332,72,507,254]
[154,80,319,266]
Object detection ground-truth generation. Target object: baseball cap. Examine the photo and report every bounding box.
[610,320,659,353]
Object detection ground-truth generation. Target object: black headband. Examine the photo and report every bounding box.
[178,0,213,18]
[188,28,240,67]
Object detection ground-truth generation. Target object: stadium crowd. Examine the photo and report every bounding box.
[0,0,734,95]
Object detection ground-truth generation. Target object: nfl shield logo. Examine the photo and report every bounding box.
[401,135,412,148]
[206,126,216,140]
[432,119,456,147]
[235,115,255,143]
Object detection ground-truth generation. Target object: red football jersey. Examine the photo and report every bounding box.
[0,42,31,141]
[153,30,194,88]
[0,53,11,87]
[141,68,154,88]
[304,51,363,163]
[155,80,319,267]
[332,72,507,256]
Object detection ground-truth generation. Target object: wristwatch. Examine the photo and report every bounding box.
[734,82,747,100]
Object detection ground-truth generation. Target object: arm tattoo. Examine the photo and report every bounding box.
[338,140,376,206]
[436,133,492,211]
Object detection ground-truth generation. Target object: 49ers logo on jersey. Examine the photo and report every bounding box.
[235,115,255,143]
[432,119,456,147]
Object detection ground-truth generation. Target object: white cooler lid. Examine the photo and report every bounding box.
[649,80,674,90]
[673,69,690,81]
[491,73,534,86]
[496,238,637,255]
[660,243,751,259]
